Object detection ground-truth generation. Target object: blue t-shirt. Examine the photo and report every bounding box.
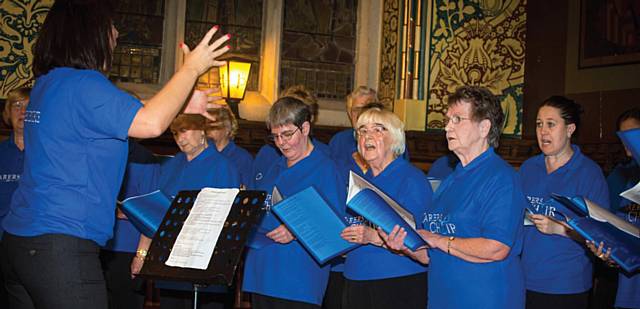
[426,154,456,180]
[607,160,640,308]
[219,140,254,189]
[343,158,430,280]
[104,161,160,252]
[424,148,525,309]
[0,135,23,238]
[158,146,240,197]
[520,145,609,294]
[243,143,346,305]
[252,138,329,190]
[328,129,409,173]
[3,68,142,246]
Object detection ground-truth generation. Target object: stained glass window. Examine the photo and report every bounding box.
[185,0,263,91]
[110,0,165,84]
[280,0,357,100]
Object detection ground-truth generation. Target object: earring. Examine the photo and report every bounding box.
[201,134,205,145]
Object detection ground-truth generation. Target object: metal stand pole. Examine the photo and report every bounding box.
[193,284,201,309]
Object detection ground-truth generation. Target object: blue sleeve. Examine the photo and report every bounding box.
[397,173,432,224]
[215,160,241,189]
[584,166,610,210]
[328,134,341,160]
[606,166,628,211]
[76,72,142,140]
[478,174,524,248]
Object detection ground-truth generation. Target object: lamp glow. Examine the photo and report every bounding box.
[218,59,252,119]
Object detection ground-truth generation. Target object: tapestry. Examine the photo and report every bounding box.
[0,0,53,98]
[426,0,526,135]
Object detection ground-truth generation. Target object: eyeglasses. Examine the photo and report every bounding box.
[357,125,387,138]
[443,115,471,126]
[268,127,300,142]
[10,101,28,110]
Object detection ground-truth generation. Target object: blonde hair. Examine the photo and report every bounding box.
[347,86,377,110]
[356,107,406,158]
[3,87,31,127]
[206,107,238,139]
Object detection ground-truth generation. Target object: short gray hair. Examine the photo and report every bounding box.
[347,86,378,110]
[266,96,312,129]
[356,107,406,158]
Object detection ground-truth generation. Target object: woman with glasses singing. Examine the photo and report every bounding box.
[0,88,29,230]
[384,86,526,308]
[252,86,330,191]
[242,97,346,309]
[339,107,431,309]
[0,87,30,305]
[520,97,608,309]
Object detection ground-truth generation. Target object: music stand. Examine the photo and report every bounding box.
[139,189,266,309]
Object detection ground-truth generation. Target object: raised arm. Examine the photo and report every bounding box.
[128,26,230,138]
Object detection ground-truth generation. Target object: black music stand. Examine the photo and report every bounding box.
[139,189,266,309]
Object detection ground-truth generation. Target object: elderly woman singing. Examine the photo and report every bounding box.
[339,107,431,309]
[384,86,526,309]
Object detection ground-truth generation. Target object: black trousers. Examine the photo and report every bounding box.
[251,293,321,309]
[0,240,8,308]
[1,233,107,309]
[322,271,345,309]
[343,272,428,309]
[99,250,145,309]
[526,289,590,309]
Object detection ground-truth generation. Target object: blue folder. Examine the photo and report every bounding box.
[271,187,360,265]
[551,193,640,273]
[618,128,640,165]
[119,190,171,238]
[347,188,427,251]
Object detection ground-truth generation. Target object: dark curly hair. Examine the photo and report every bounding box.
[447,86,504,148]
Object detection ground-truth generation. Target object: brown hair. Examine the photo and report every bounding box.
[170,114,206,132]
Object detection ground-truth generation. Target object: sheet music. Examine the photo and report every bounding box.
[620,181,640,206]
[347,171,416,229]
[165,188,239,270]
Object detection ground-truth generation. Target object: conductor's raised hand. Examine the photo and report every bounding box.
[183,88,225,118]
[181,26,231,76]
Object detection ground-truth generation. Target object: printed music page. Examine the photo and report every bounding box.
[165,188,240,270]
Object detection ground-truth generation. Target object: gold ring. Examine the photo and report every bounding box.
[598,253,604,259]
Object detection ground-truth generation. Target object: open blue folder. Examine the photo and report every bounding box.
[119,190,171,238]
[271,187,360,265]
[551,193,640,273]
[348,188,427,251]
